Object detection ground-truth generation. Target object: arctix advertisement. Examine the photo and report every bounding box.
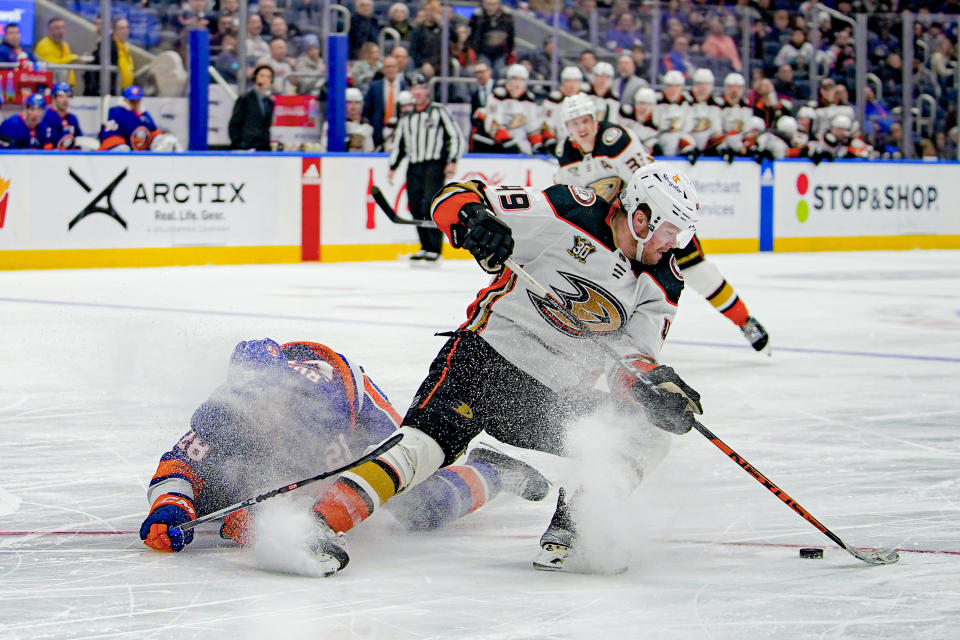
[774,161,959,249]
[0,155,301,252]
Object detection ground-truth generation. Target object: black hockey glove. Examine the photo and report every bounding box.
[631,365,703,435]
[450,202,515,273]
[685,148,700,165]
[722,149,736,164]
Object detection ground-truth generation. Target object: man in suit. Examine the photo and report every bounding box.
[363,55,407,150]
[228,64,274,151]
[468,61,498,153]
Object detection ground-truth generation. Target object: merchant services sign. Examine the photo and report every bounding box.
[774,161,959,240]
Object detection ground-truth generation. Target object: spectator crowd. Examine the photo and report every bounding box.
[2,0,959,159]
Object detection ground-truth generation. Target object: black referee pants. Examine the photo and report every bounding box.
[406,160,446,253]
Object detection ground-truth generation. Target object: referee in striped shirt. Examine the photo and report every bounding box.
[388,73,465,262]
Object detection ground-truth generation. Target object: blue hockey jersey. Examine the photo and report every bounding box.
[0,113,57,149]
[99,105,160,150]
[42,108,82,149]
[145,340,401,516]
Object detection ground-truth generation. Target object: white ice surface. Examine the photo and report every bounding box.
[0,251,958,639]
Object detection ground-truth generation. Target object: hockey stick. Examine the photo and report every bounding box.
[370,186,439,228]
[170,433,403,535]
[502,257,898,566]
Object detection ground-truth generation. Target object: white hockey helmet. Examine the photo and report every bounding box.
[619,162,699,248]
[593,61,614,77]
[506,64,529,80]
[634,87,657,104]
[561,92,596,124]
[723,72,746,87]
[345,87,364,102]
[831,113,852,130]
[560,66,584,81]
[797,106,816,121]
[776,115,798,138]
[662,70,685,86]
[747,116,766,133]
[692,67,715,86]
[397,90,414,106]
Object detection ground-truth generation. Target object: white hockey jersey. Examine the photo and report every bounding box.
[687,95,723,151]
[714,95,753,149]
[653,94,694,155]
[587,87,620,124]
[483,87,545,154]
[554,121,652,203]
[321,118,375,152]
[431,181,684,391]
[618,105,659,149]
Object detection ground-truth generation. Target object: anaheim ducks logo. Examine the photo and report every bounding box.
[528,272,626,338]
[693,117,713,132]
[508,113,527,129]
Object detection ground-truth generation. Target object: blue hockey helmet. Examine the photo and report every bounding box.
[123,85,143,101]
[25,93,46,109]
[52,81,73,97]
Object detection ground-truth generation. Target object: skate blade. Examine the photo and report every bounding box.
[533,545,627,575]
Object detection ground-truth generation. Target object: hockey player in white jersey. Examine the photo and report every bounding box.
[653,70,695,155]
[586,61,619,123]
[618,87,659,151]
[810,113,873,163]
[554,94,772,354]
[755,115,810,160]
[714,73,753,153]
[321,87,374,152]
[686,68,724,160]
[482,63,547,155]
[543,66,588,147]
[309,162,705,574]
[555,93,652,203]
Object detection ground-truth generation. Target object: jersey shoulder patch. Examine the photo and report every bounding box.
[547,90,563,103]
[492,86,508,99]
[596,122,631,156]
[543,184,616,251]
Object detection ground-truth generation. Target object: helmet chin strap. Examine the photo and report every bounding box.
[621,197,653,246]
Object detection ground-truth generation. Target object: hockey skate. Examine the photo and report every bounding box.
[740,316,771,354]
[308,517,350,576]
[466,446,550,501]
[533,488,578,572]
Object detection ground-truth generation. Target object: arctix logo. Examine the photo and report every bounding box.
[132,182,246,204]
[794,172,939,223]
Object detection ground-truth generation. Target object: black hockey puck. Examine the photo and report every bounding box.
[799,547,824,559]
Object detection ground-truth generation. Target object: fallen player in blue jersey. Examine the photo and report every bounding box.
[139,338,549,555]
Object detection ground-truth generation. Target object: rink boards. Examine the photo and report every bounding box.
[0,152,958,269]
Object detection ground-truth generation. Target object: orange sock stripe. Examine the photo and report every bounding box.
[154,459,203,494]
[313,480,371,533]
[448,465,488,513]
[724,298,750,327]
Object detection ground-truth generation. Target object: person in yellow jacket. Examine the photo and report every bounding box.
[34,17,79,88]
[83,18,135,96]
